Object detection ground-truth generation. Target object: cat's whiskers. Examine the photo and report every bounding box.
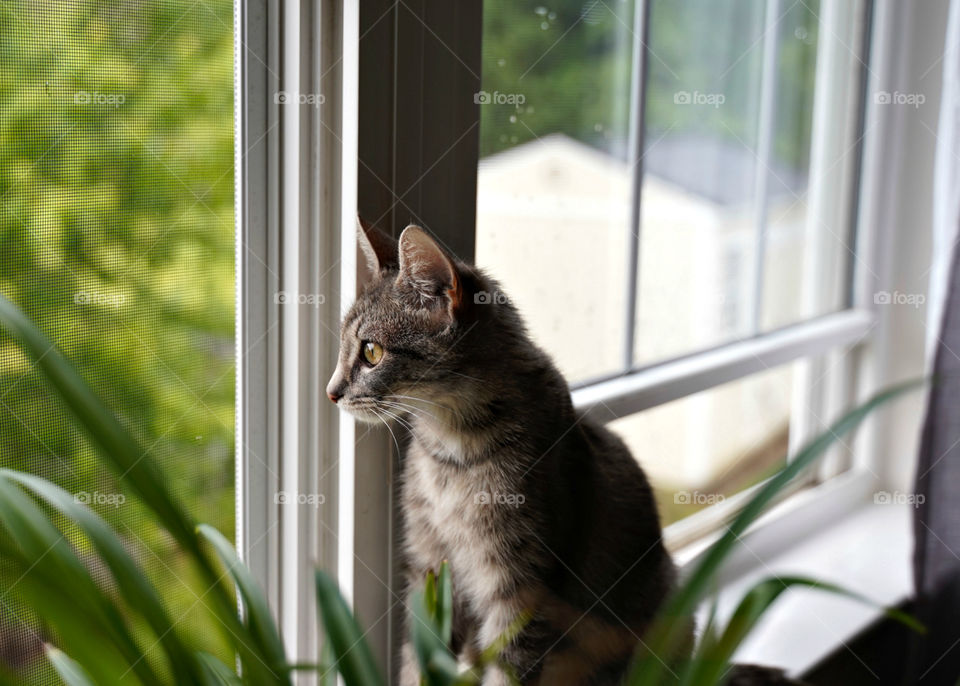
[376,406,416,433]
[379,405,434,431]
[379,399,443,424]
[383,394,468,424]
[370,408,402,456]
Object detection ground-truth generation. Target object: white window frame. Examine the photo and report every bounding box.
[236,0,347,678]
[235,0,935,679]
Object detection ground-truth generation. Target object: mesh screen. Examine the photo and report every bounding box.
[0,1,235,681]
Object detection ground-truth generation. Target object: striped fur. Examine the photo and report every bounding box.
[329,223,677,685]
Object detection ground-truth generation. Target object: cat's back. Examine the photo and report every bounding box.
[542,412,676,613]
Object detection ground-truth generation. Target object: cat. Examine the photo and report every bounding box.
[327,219,804,686]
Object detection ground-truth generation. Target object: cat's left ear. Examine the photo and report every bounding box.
[357,214,398,285]
[397,225,462,320]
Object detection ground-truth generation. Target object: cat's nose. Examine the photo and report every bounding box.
[326,372,345,404]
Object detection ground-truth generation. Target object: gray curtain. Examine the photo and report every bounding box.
[911,3,960,682]
[911,234,960,684]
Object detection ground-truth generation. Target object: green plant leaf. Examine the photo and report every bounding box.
[196,652,244,685]
[45,645,96,686]
[319,638,337,686]
[0,540,134,686]
[1,469,202,683]
[314,569,385,686]
[437,561,453,647]
[683,575,923,685]
[197,523,288,678]
[0,295,194,547]
[0,475,163,685]
[627,378,926,686]
[0,296,279,684]
[425,568,438,618]
[474,610,530,670]
[410,588,459,686]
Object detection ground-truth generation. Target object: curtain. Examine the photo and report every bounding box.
[911,0,960,682]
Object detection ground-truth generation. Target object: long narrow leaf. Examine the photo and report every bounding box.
[318,638,337,686]
[45,646,96,686]
[0,295,193,546]
[0,476,162,685]
[197,523,288,678]
[627,379,925,686]
[0,296,273,681]
[2,469,202,683]
[437,561,453,647]
[410,589,459,686]
[0,534,142,685]
[314,570,385,686]
[196,652,245,686]
[685,575,923,685]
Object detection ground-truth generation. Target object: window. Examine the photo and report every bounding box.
[0,1,235,681]
[476,0,872,539]
[0,0,915,681]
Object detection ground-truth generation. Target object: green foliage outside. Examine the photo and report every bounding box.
[480,0,820,171]
[0,1,235,679]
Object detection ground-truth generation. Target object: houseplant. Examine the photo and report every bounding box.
[0,295,922,685]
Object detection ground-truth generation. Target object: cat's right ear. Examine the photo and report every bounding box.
[356,214,398,284]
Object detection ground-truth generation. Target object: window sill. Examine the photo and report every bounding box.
[677,496,914,676]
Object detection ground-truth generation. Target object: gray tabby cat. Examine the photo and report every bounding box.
[327,220,801,686]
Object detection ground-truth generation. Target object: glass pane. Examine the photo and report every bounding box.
[760,0,831,331]
[0,1,235,681]
[635,0,858,364]
[475,0,637,384]
[609,364,793,527]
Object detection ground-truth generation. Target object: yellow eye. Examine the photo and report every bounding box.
[362,341,383,366]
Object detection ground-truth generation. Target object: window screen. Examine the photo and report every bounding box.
[0,1,235,680]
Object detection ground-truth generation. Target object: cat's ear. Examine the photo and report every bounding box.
[356,214,398,283]
[397,225,462,319]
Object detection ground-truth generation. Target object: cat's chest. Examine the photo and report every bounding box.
[402,443,522,608]
[402,439,516,559]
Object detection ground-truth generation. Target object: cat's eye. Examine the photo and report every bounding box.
[362,341,383,366]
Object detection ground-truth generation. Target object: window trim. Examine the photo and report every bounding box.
[234,0,925,678]
[572,309,873,421]
[671,0,928,622]
[236,0,344,675]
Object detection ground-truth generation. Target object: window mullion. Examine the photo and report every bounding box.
[238,1,344,679]
[622,0,651,372]
[748,0,782,336]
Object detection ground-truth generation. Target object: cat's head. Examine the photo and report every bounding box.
[326,217,493,425]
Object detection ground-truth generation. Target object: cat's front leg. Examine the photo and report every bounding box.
[399,640,420,686]
[477,601,549,686]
